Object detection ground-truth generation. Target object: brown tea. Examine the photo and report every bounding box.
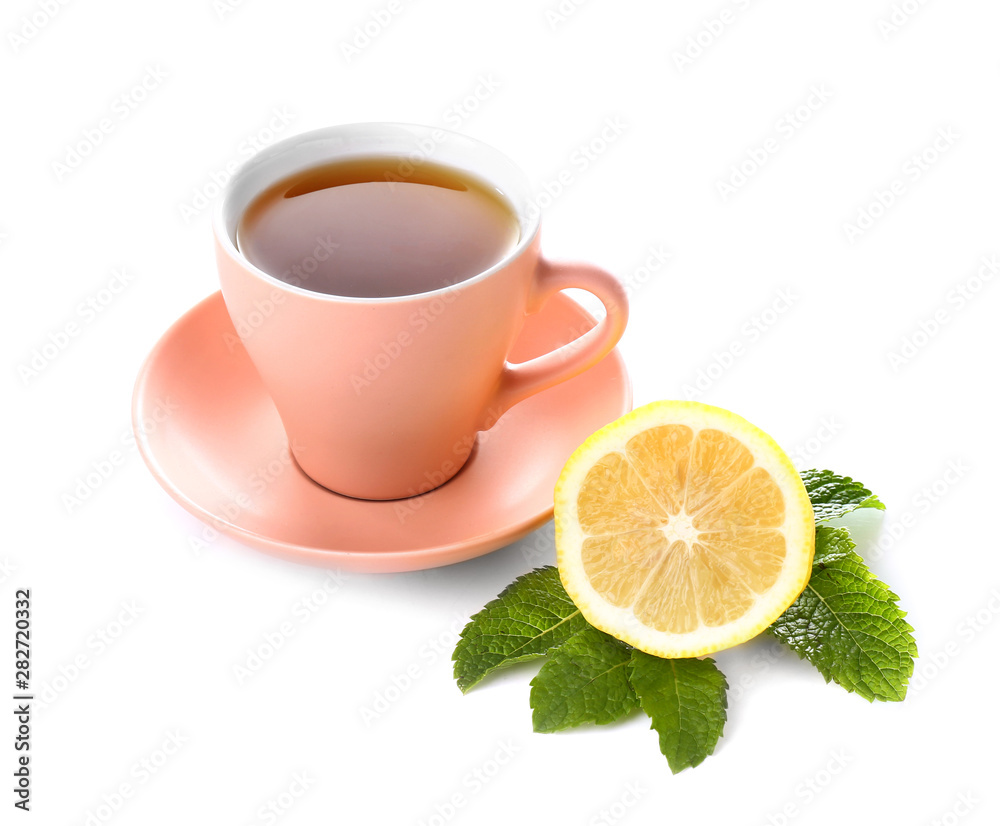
[236,156,520,298]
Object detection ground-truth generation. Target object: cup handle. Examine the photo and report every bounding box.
[484,258,629,427]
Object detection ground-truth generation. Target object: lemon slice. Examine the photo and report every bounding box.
[555,401,815,658]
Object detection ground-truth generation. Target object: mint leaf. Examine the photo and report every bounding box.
[453,566,587,693]
[529,627,637,732]
[629,653,728,774]
[801,469,885,523]
[768,526,917,702]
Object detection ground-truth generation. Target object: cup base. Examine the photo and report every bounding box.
[290,440,476,502]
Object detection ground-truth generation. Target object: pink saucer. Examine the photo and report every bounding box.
[132,291,631,572]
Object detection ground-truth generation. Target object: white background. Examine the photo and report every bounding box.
[3,0,999,824]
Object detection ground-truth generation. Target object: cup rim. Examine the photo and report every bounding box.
[212,122,540,304]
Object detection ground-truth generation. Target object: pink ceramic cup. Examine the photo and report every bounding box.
[214,123,628,501]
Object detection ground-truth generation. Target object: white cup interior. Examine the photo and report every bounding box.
[215,123,540,300]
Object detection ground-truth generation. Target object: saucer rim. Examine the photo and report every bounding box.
[132,291,633,572]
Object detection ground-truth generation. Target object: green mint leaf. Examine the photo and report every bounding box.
[529,627,637,732]
[768,526,917,702]
[453,566,588,693]
[801,469,885,523]
[857,495,884,510]
[629,653,728,774]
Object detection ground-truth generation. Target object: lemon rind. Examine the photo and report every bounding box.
[555,400,816,659]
